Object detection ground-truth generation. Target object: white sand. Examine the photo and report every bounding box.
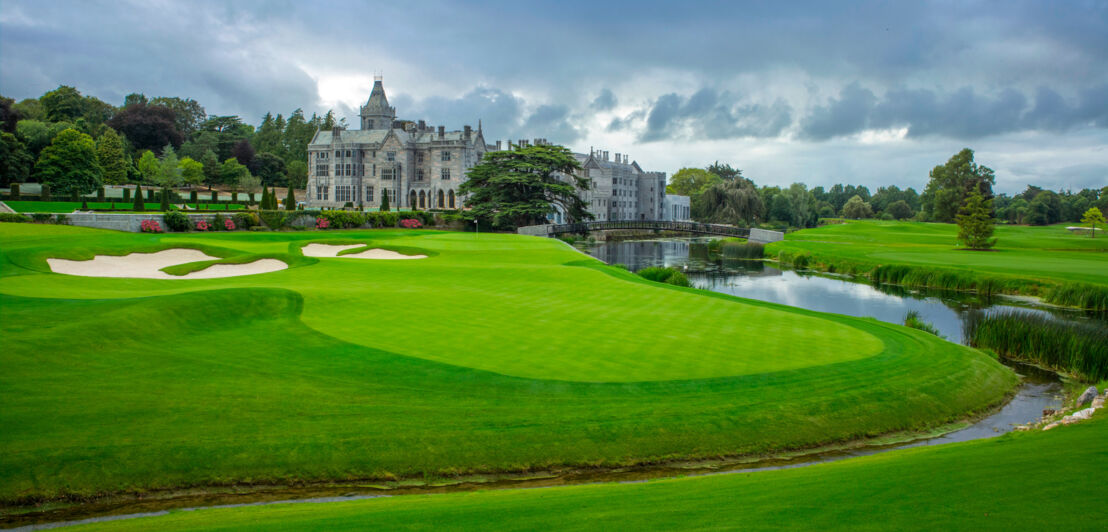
[301,243,426,260]
[47,249,288,279]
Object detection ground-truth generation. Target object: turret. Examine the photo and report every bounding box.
[359,75,396,130]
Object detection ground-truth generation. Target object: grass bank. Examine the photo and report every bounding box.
[0,224,1015,504]
[766,220,1108,310]
[66,411,1108,531]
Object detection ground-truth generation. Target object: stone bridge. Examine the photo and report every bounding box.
[518,220,784,243]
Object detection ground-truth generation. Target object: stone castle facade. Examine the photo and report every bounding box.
[305,77,487,210]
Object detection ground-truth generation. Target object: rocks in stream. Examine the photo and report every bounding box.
[1076,386,1098,406]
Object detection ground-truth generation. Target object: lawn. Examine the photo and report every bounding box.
[766,220,1108,307]
[0,223,1015,503]
[70,412,1108,531]
[4,201,247,212]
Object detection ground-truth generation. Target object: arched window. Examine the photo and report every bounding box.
[448,189,456,208]
[437,190,445,208]
[409,190,417,209]
[419,190,426,208]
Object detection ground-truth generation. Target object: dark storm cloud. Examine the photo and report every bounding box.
[397,86,524,137]
[797,82,1108,141]
[520,104,583,143]
[639,89,793,142]
[590,89,617,111]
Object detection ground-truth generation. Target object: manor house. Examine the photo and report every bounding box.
[305,77,487,210]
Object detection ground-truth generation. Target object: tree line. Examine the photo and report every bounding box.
[0,85,343,196]
[665,150,1107,229]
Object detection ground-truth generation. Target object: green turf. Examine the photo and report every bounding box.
[767,220,1108,286]
[4,201,247,213]
[0,223,1015,502]
[69,412,1108,531]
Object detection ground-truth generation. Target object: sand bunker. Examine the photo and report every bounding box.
[47,249,288,279]
[301,243,427,260]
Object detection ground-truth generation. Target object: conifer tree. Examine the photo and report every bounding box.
[133,184,145,211]
[160,187,170,211]
[96,128,128,185]
[261,184,270,210]
[955,189,996,250]
[380,189,389,211]
[285,186,296,211]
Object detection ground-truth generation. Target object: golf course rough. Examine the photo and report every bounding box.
[0,223,1016,503]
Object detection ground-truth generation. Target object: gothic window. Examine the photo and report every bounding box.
[448,189,456,208]
[381,168,395,180]
[441,168,450,180]
[416,152,424,165]
[387,151,396,161]
[419,190,426,208]
[316,185,329,200]
[366,186,374,202]
[416,169,424,181]
[315,164,329,176]
[437,189,444,208]
[441,150,451,161]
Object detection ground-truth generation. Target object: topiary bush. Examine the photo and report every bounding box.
[9,183,20,200]
[40,183,51,201]
[164,210,192,232]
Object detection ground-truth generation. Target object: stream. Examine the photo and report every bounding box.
[5,237,1093,530]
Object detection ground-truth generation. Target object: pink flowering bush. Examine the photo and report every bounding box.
[195,220,211,232]
[400,218,423,229]
[316,217,330,229]
[224,218,236,231]
[140,219,162,233]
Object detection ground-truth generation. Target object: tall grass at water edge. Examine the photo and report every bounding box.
[721,241,765,259]
[963,310,1108,382]
[903,310,942,338]
[774,248,1108,311]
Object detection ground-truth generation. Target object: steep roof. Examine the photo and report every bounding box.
[361,80,393,115]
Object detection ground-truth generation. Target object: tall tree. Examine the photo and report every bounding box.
[149,96,206,137]
[705,161,742,182]
[33,128,102,196]
[1081,207,1105,238]
[693,178,764,225]
[230,139,255,168]
[96,128,128,184]
[200,149,220,187]
[0,96,21,133]
[955,189,996,249]
[667,168,722,196]
[136,150,160,183]
[249,152,286,186]
[842,195,874,219]
[921,148,995,223]
[17,120,75,158]
[179,157,205,188]
[40,85,85,122]
[286,160,308,189]
[156,145,181,187]
[460,144,591,229]
[0,132,34,186]
[108,103,183,153]
[285,186,296,211]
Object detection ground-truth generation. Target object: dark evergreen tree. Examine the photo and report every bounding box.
[956,189,996,250]
[133,184,144,211]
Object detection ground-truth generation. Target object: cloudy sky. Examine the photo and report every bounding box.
[2,0,1106,192]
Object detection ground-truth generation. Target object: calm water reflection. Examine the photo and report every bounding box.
[582,237,1093,345]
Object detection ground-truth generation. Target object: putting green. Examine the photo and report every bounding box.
[0,223,1014,502]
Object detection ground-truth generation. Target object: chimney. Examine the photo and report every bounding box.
[464,125,472,140]
[438,125,445,139]
[495,140,502,150]
[615,153,621,164]
[418,119,426,130]
[624,154,629,164]
[603,150,609,161]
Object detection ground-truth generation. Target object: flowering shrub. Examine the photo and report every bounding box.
[140,220,162,233]
[316,217,330,229]
[195,220,210,232]
[400,218,423,229]
[224,218,236,231]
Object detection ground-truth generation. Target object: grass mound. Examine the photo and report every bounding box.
[0,224,1016,503]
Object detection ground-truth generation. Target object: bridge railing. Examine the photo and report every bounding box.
[542,220,752,238]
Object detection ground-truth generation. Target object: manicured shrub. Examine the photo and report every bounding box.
[40,183,51,201]
[664,271,691,287]
[964,310,1108,381]
[0,212,31,223]
[636,266,691,287]
[54,214,68,225]
[212,213,226,231]
[285,187,296,211]
[211,190,218,202]
[31,213,52,223]
[80,200,88,210]
[160,188,170,211]
[163,210,192,232]
[97,187,106,202]
[146,188,153,200]
[133,184,145,212]
[190,190,198,203]
[233,212,259,230]
[380,190,390,212]
[259,210,292,229]
[122,187,130,202]
[140,219,162,233]
[9,183,19,200]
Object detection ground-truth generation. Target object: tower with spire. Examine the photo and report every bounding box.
[360,74,396,130]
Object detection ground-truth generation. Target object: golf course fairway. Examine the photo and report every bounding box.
[0,223,1016,504]
[64,410,1108,531]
